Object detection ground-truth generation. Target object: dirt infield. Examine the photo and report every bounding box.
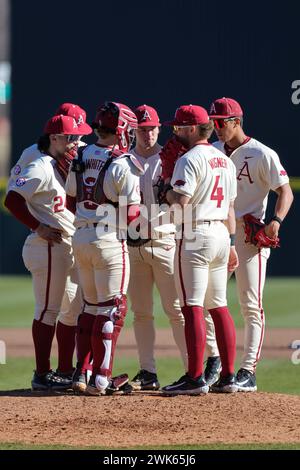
[0,391,300,448]
[0,327,300,447]
[1,327,299,359]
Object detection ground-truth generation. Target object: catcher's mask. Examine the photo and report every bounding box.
[92,101,138,152]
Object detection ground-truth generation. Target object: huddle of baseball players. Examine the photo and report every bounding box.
[5,97,293,395]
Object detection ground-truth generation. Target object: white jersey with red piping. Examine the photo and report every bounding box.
[65,144,142,238]
[171,143,236,228]
[213,138,289,220]
[7,146,75,236]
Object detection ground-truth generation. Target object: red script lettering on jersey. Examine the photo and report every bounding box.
[208,157,228,170]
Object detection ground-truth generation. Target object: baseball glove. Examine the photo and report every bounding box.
[106,374,133,395]
[159,137,187,181]
[243,214,280,249]
[156,178,173,206]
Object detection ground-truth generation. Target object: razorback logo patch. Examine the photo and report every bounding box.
[14,164,21,175]
[15,177,27,187]
[174,180,185,186]
[280,170,287,176]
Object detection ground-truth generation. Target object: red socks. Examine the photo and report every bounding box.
[56,321,76,374]
[208,307,236,376]
[32,319,55,375]
[76,312,96,373]
[181,306,206,379]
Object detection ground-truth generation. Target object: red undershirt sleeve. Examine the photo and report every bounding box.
[66,195,77,214]
[4,190,40,231]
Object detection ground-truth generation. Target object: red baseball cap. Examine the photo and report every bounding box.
[44,115,91,135]
[164,104,209,126]
[55,102,92,134]
[209,97,243,118]
[134,104,161,127]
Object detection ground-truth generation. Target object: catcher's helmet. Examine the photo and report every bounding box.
[92,102,138,152]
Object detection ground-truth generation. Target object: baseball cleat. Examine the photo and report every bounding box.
[52,369,74,389]
[236,368,257,392]
[204,356,221,386]
[161,373,209,396]
[72,368,89,393]
[86,375,107,396]
[130,369,160,391]
[210,374,238,393]
[31,370,72,391]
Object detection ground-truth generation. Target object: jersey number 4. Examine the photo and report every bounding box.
[210,175,224,208]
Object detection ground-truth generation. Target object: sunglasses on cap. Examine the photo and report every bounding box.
[212,118,237,130]
[173,125,191,132]
[56,134,82,143]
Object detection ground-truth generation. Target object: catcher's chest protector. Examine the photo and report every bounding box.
[75,148,118,207]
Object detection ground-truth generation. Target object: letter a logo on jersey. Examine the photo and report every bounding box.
[142,109,151,122]
[237,162,254,184]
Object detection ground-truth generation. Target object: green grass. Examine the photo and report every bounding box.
[0,442,299,450]
[1,356,299,394]
[0,275,299,329]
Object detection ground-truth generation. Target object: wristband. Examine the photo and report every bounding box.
[271,216,282,225]
[230,234,236,246]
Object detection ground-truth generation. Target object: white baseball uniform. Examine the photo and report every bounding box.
[65,143,142,385]
[171,143,237,309]
[7,146,81,328]
[128,148,188,374]
[212,137,290,371]
[66,144,142,315]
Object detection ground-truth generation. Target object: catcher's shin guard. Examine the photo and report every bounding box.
[91,295,128,378]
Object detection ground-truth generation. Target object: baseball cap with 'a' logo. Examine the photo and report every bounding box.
[134,104,161,127]
[209,97,243,118]
[54,103,93,134]
[164,104,209,126]
[44,115,92,135]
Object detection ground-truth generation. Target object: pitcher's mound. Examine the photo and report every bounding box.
[0,391,300,448]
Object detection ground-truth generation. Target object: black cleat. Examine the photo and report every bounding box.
[236,368,257,392]
[31,370,72,391]
[162,373,209,396]
[204,356,221,386]
[130,369,160,391]
[210,374,238,393]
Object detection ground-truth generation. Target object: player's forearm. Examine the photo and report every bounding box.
[225,201,236,235]
[4,191,40,230]
[273,183,294,221]
[166,189,190,207]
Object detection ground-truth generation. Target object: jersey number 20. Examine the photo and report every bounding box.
[210,175,224,208]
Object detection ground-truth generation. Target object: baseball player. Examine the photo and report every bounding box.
[8,103,89,171]
[161,105,239,395]
[4,114,92,390]
[66,101,143,395]
[209,97,294,391]
[7,103,90,384]
[127,104,188,391]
